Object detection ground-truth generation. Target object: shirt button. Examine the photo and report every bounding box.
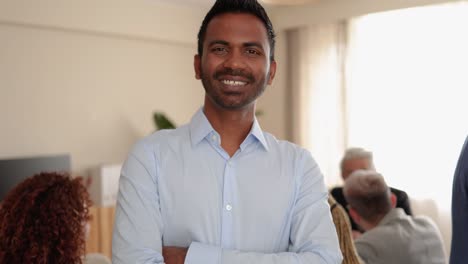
[226,204,232,211]
[212,135,217,141]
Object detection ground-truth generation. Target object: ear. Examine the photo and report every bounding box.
[348,207,361,224]
[390,192,397,208]
[267,60,277,85]
[194,54,201,80]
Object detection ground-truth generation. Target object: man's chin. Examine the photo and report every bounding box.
[217,100,257,111]
[208,97,247,111]
[217,103,247,111]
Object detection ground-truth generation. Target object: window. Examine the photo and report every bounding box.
[345,2,468,210]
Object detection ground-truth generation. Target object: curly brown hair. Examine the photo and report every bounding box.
[0,172,92,264]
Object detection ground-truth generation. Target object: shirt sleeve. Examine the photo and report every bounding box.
[184,149,343,264]
[112,140,165,264]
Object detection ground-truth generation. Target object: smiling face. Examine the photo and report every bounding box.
[194,12,276,111]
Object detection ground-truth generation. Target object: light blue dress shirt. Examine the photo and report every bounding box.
[112,108,342,264]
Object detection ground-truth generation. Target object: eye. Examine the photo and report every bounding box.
[245,48,262,57]
[211,46,228,55]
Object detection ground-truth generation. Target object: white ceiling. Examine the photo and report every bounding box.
[153,0,320,7]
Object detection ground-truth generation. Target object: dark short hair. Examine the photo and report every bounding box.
[197,0,276,61]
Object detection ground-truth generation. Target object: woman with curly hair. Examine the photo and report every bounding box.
[0,172,92,264]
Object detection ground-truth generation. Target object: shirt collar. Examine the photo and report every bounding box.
[249,117,269,151]
[189,108,214,147]
[378,208,407,226]
[189,107,269,151]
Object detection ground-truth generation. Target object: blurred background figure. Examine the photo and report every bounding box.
[0,172,110,264]
[330,147,412,235]
[450,136,468,264]
[328,196,363,264]
[344,170,446,264]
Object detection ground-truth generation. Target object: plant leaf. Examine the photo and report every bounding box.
[153,112,176,130]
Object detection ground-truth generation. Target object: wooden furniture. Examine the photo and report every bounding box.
[86,206,116,259]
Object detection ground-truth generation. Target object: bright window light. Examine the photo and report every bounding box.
[346,2,468,210]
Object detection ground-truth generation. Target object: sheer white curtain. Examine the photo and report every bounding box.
[345,2,468,211]
[287,23,347,187]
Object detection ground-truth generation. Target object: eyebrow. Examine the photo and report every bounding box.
[207,40,265,50]
[243,42,264,50]
[208,40,229,47]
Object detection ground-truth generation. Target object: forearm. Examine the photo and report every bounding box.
[185,242,341,264]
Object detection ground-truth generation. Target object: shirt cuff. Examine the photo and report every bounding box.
[185,241,221,264]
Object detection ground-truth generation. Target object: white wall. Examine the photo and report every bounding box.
[0,24,203,175]
[0,0,209,175]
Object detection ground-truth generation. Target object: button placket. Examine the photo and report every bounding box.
[221,158,235,248]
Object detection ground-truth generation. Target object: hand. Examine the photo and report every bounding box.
[162,246,188,264]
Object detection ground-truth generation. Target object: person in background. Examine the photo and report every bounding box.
[112,0,342,263]
[0,172,104,264]
[450,136,468,264]
[330,147,412,234]
[328,196,363,264]
[344,170,446,264]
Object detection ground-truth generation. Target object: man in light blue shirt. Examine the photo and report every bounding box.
[112,0,342,263]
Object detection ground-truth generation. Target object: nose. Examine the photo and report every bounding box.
[222,49,246,70]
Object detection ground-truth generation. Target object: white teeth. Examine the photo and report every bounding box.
[222,80,247,86]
